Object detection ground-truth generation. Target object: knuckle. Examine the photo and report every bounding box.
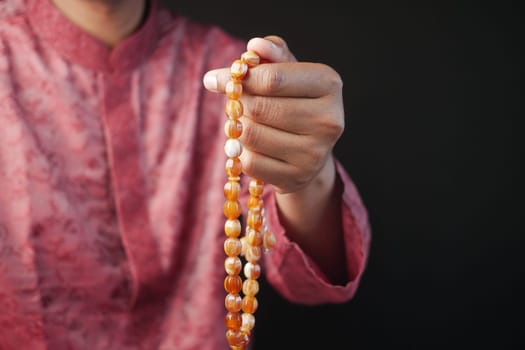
[321,64,343,92]
[240,119,261,148]
[321,113,345,139]
[248,96,270,119]
[247,96,279,124]
[259,68,285,93]
[304,145,325,166]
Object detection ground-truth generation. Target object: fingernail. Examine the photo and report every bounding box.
[203,72,218,91]
[269,40,280,52]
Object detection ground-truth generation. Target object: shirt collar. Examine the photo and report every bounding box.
[27,0,160,72]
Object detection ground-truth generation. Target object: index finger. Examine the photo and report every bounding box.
[204,62,341,98]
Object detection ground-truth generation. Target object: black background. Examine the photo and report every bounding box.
[162,1,521,349]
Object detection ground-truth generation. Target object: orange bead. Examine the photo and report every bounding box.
[224,200,241,219]
[230,346,246,350]
[225,293,242,312]
[230,59,248,80]
[245,245,262,263]
[224,275,243,294]
[224,219,242,238]
[246,228,262,246]
[226,329,249,348]
[246,196,261,209]
[242,279,259,296]
[248,179,264,196]
[247,211,263,231]
[243,262,261,280]
[225,99,243,119]
[224,237,242,257]
[263,230,277,251]
[241,295,258,314]
[224,119,243,139]
[226,80,243,100]
[225,312,242,330]
[241,313,255,333]
[225,158,242,178]
[240,236,248,257]
[224,256,242,275]
[224,181,241,200]
[241,50,260,67]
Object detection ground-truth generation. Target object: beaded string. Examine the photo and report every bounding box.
[222,50,276,350]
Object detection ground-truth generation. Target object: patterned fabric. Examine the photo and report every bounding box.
[0,0,371,349]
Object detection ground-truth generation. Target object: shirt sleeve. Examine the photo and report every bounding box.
[261,159,371,305]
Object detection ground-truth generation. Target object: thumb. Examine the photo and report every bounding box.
[246,35,297,63]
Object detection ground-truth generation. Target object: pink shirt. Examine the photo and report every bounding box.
[0,0,371,349]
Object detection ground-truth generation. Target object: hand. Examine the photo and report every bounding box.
[203,35,345,194]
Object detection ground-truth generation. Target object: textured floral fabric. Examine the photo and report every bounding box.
[0,0,371,349]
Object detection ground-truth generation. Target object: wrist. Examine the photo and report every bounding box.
[273,155,338,236]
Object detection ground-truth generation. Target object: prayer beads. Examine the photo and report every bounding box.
[222,50,276,350]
